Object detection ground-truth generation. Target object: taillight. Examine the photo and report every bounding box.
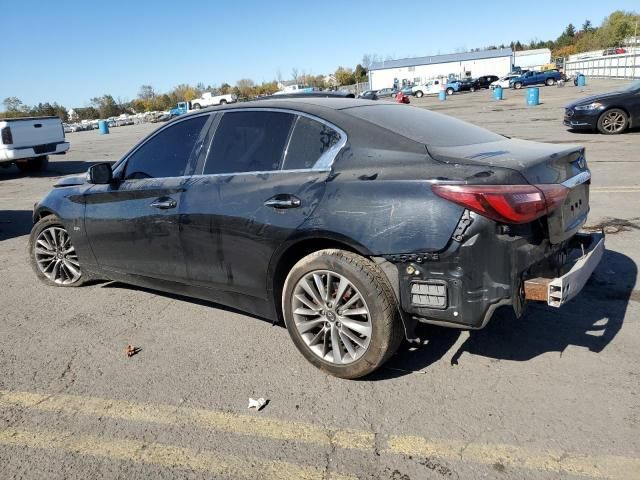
[432,184,569,224]
[1,126,13,145]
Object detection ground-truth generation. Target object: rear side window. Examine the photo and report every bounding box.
[282,116,341,170]
[204,111,294,174]
[124,115,208,179]
[345,104,504,147]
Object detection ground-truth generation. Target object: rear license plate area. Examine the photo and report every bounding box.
[547,183,589,244]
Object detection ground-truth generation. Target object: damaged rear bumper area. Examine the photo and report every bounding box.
[523,232,604,307]
[384,212,604,340]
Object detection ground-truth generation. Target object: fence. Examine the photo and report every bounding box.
[564,51,640,79]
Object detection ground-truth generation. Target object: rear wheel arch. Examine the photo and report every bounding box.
[268,236,370,322]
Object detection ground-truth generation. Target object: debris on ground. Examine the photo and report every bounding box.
[248,397,268,411]
[125,345,141,358]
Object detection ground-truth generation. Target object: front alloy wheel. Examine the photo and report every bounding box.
[283,249,403,379]
[597,108,628,135]
[29,216,85,287]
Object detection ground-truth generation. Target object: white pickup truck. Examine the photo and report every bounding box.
[0,116,69,172]
[190,92,237,109]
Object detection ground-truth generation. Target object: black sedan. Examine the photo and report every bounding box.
[357,90,378,100]
[30,98,603,378]
[564,79,640,134]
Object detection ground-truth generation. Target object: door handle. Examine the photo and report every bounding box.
[150,198,177,209]
[264,194,301,209]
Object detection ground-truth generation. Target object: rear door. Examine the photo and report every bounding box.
[84,114,210,281]
[180,109,343,300]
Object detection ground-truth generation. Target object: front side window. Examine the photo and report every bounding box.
[204,111,294,175]
[282,116,341,170]
[124,116,208,180]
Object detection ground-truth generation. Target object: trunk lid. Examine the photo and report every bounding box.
[428,139,590,244]
[427,138,586,185]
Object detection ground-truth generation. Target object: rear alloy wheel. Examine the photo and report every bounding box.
[470,86,476,92]
[597,108,628,135]
[514,82,523,89]
[414,90,423,98]
[219,99,227,105]
[29,216,85,287]
[446,87,454,95]
[282,249,403,379]
[546,78,556,86]
[192,103,201,110]
[16,156,48,173]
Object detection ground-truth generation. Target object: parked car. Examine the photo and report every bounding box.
[490,74,520,90]
[376,88,398,98]
[401,85,414,95]
[448,78,476,93]
[412,80,444,97]
[509,70,561,89]
[473,75,500,90]
[358,90,378,100]
[602,47,626,56]
[29,99,602,378]
[564,79,640,134]
[0,116,69,172]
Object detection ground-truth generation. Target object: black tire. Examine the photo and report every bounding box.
[597,108,629,135]
[16,156,48,173]
[219,99,227,105]
[446,87,454,95]
[514,82,523,89]
[470,86,476,92]
[282,249,403,379]
[192,103,201,110]
[28,215,86,287]
[414,90,423,98]
[545,78,555,86]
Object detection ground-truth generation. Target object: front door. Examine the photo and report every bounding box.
[84,114,210,281]
[180,110,343,300]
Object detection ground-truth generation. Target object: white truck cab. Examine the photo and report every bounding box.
[190,92,237,109]
[412,80,444,98]
[0,116,69,172]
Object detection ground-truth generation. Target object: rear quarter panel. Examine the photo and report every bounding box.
[304,177,464,255]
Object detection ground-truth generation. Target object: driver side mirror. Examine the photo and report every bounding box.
[88,162,113,184]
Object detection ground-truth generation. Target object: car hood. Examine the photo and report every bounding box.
[54,174,88,187]
[566,90,624,108]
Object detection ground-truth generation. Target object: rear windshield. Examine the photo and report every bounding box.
[344,104,504,147]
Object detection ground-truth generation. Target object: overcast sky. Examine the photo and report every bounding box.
[2,0,638,107]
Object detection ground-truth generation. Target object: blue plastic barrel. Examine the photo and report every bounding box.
[577,74,586,87]
[98,120,109,135]
[438,90,446,101]
[494,87,503,100]
[526,87,540,106]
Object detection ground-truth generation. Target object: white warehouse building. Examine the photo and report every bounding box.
[513,48,552,70]
[369,48,514,90]
[368,48,552,90]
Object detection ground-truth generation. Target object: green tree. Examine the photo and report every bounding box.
[596,10,640,47]
[334,67,355,86]
[582,19,593,32]
[138,85,156,100]
[2,97,23,112]
[354,64,368,83]
[90,95,122,118]
[235,78,256,99]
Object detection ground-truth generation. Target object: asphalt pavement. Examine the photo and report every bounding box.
[1,78,639,479]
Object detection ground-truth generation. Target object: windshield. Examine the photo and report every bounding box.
[623,80,640,92]
[345,104,504,147]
